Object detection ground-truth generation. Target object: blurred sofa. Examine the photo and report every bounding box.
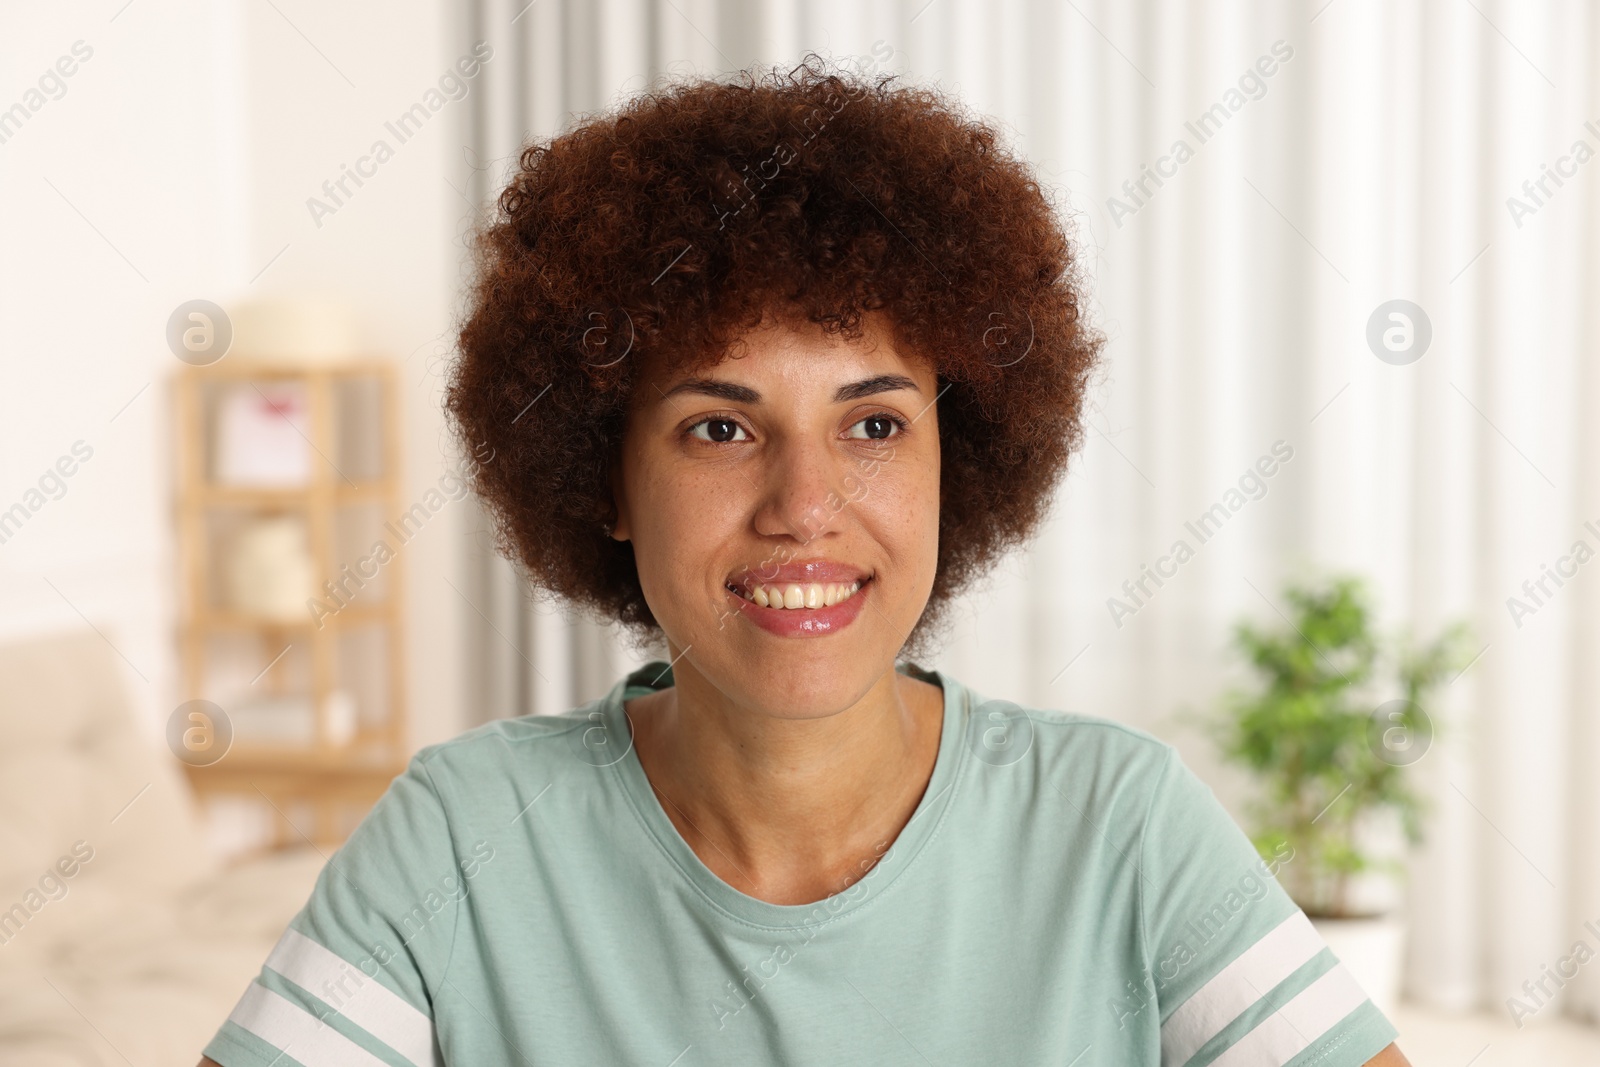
[0,629,325,1066]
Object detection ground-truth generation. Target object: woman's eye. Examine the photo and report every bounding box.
[847,414,905,441]
[688,418,747,444]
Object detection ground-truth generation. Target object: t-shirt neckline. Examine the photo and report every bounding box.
[602,659,968,930]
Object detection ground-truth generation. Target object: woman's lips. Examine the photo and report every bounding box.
[723,576,872,637]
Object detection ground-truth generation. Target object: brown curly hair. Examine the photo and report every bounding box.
[445,53,1103,657]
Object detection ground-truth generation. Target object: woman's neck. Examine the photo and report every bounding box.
[625,659,945,906]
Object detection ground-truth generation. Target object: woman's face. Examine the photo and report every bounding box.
[610,311,941,718]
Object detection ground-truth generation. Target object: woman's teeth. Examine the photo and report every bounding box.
[734,580,863,609]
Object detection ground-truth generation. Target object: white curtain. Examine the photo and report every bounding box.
[455,0,1600,1024]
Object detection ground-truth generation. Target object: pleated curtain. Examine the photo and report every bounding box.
[454,0,1600,1024]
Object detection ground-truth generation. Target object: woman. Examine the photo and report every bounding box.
[199,57,1409,1066]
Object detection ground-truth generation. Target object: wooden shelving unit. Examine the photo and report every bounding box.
[173,359,407,850]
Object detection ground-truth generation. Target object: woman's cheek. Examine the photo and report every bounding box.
[661,471,741,612]
[861,460,930,531]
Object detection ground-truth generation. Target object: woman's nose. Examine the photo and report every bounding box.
[751,433,851,546]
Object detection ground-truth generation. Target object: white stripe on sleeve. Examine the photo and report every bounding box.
[1207,962,1371,1067]
[227,981,394,1067]
[264,926,439,1067]
[1160,911,1325,1066]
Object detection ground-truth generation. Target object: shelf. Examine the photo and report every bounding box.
[187,482,394,507]
[182,744,406,777]
[174,358,406,850]
[186,604,389,631]
[181,358,397,381]
[182,746,408,851]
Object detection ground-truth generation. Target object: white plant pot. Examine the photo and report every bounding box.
[1311,915,1405,1017]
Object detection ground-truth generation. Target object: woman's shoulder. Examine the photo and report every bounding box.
[402,699,620,791]
[948,671,1178,768]
[937,673,1209,832]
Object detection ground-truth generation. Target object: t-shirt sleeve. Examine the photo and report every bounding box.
[202,754,481,1067]
[1137,747,1400,1067]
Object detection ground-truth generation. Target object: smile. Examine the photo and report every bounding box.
[722,567,874,638]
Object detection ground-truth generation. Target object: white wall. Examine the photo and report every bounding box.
[0,0,467,750]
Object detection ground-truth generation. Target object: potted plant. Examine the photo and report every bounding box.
[1207,573,1472,1013]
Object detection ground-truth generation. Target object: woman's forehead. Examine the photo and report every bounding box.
[636,313,933,401]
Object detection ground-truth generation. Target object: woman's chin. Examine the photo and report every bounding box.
[703,649,886,721]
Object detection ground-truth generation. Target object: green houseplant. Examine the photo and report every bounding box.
[1210,574,1473,919]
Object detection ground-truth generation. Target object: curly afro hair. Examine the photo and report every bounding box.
[445,53,1103,658]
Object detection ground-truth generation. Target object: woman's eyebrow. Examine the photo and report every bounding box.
[834,374,921,402]
[661,373,921,404]
[660,378,760,403]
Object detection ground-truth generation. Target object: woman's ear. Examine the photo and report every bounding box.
[607,457,632,542]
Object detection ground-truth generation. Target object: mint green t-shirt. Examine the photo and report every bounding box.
[204,661,1398,1067]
